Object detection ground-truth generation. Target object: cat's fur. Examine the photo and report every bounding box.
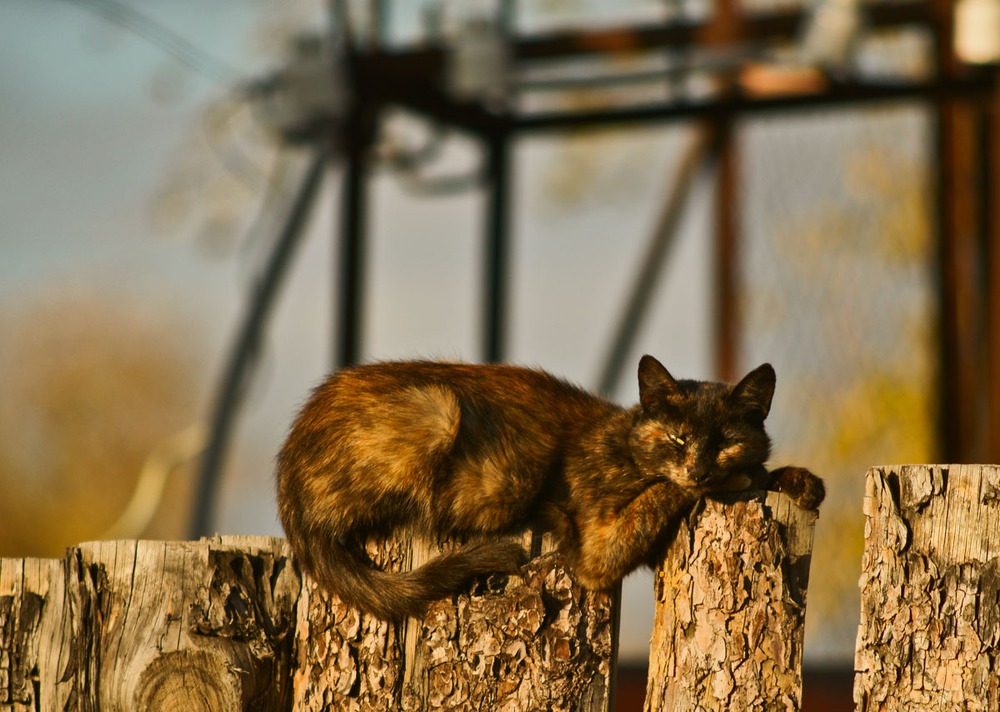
[276,356,824,620]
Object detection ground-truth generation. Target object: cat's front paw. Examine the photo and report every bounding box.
[769,466,825,511]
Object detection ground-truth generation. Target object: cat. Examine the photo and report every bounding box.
[276,355,824,620]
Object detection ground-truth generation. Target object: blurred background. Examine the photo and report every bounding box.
[3,1,999,709]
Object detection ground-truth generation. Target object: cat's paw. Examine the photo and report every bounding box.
[769,466,825,511]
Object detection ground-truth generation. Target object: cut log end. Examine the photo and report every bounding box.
[135,650,241,712]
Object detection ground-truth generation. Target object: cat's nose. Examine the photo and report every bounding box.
[689,452,714,482]
[685,466,706,484]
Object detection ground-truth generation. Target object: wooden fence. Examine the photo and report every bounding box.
[2,464,997,711]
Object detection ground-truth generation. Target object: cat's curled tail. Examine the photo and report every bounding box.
[286,523,526,620]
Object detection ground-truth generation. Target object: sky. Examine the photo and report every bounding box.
[0,0,940,666]
[0,0,725,662]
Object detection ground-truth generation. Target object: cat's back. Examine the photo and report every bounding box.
[308,360,614,432]
[279,361,616,491]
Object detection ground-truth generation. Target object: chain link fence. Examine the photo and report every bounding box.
[740,101,937,661]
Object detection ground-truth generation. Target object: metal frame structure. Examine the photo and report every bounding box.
[192,0,1000,536]
[334,0,999,447]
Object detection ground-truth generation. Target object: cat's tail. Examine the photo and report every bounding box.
[289,529,526,620]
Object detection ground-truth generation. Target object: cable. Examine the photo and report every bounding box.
[55,0,244,86]
[190,143,331,538]
[236,150,308,293]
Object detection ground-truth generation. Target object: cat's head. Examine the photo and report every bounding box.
[628,355,774,492]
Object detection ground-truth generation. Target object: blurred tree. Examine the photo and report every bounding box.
[149,0,324,257]
[0,291,201,557]
[749,135,936,658]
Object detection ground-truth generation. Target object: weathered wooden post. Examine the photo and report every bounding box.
[643,491,818,711]
[293,532,618,711]
[1,536,300,711]
[3,533,617,711]
[0,556,68,711]
[854,464,1000,711]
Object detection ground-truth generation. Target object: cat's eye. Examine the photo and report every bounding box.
[667,432,686,447]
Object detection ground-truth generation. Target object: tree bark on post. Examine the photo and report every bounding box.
[293,531,618,711]
[854,464,1000,711]
[643,491,817,711]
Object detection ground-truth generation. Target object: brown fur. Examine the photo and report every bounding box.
[276,356,824,620]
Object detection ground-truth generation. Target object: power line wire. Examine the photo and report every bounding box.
[56,0,244,86]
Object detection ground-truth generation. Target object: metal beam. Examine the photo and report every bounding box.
[483,130,512,363]
[513,76,998,133]
[982,92,1000,462]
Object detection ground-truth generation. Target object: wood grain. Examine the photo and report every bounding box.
[3,532,615,711]
[854,464,1000,711]
[0,556,69,711]
[2,536,299,712]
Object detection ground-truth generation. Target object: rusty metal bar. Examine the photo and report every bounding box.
[511,3,933,60]
[982,90,1000,462]
[513,77,997,133]
[358,2,934,69]
[931,0,982,462]
[715,117,739,383]
[709,0,743,383]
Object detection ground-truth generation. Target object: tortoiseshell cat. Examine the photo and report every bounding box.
[276,356,824,620]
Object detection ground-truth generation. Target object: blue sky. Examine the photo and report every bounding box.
[1,0,724,661]
[5,0,934,664]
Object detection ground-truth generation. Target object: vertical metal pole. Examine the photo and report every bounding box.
[934,103,972,462]
[715,117,739,383]
[983,84,1000,462]
[483,130,512,363]
[337,108,373,369]
[932,0,977,462]
[706,0,742,383]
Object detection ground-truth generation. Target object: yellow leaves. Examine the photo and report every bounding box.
[843,145,932,265]
[0,290,200,556]
[749,123,937,657]
[828,369,936,469]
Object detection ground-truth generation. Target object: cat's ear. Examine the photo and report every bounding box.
[638,355,680,412]
[729,363,776,420]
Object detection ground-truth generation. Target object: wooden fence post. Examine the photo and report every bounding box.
[2,533,616,711]
[0,556,69,711]
[2,536,300,711]
[854,464,1000,711]
[643,491,817,711]
[293,533,618,711]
